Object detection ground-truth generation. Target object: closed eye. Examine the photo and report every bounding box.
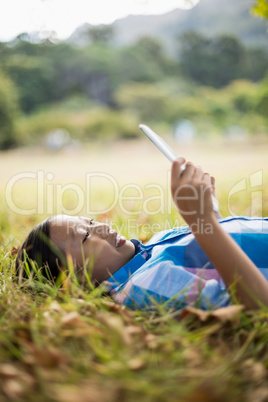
[82,232,89,243]
[82,219,94,243]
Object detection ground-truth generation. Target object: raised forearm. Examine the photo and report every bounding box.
[194,216,268,309]
[170,159,268,309]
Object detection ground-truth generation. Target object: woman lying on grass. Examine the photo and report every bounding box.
[16,158,268,310]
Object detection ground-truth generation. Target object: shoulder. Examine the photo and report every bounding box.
[218,216,268,234]
[146,226,191,245]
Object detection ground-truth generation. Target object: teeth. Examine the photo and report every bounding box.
[115,235,126,247]
[116,235,120,247]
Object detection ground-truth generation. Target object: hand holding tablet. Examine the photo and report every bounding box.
[139,124,219,213]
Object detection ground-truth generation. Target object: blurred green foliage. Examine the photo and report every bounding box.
[252,0,268,19]
[0,68,19,149]
[179,32,268,86]
[0,29,267,150]
[15,102,140,145]
[115,83,169,122]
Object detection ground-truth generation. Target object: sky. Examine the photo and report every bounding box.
[0,0,199,41]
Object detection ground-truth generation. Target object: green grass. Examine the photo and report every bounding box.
[1,139,268,401]
[1,260,268,401]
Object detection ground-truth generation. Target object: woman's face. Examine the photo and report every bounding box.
[49,215,135,282]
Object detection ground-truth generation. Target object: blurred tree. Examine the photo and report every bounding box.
[0,69,20,149]
[178,32,215,85]
[86,26,114,44]
[57,44,117,105]
[1,25,266,147]
[255,76,268,117]
[134,36,178,76]
[115,82,168,121]
[245,48,268,81]
[210,36,246,86]
[179,32,246,87]
[0,42,6,56]
[4,34,55,57]
[4,56,56,113]
[227,80,258,113]
[136,36,165,63]
[42,42,81,100]
[1,36,58,112]
[115,44,163,86]
[83,107,140,139]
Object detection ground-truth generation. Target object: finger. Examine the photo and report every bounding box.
[203,172,212,186]
[203,174,213,200]
[211,176,215,187]
[182,161,195,179]
[171,157,186,178]
[194,165,204,180]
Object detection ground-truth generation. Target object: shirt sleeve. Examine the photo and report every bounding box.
[112,260,230,311]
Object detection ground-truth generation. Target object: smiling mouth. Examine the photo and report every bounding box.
[115,235,126,248]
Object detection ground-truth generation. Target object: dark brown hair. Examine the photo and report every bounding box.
[15,217,66,281]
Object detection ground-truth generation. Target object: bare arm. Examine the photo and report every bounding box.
[194,215,268,309]
[171,158,268,309]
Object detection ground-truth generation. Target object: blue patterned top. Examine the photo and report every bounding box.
[107,217,268,310]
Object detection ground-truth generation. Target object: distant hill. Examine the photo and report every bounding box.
[68,0,268,54]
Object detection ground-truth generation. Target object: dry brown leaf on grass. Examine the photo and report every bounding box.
[0,364,35,399]
[49,301,63,313]
[182,348,203,368]
[246,387,268,402]
[62,327,101,337]
[61,311,87,328]
[180,307,210,322]
[97,311,146,346]
[23,343,67,368]
[43,310,56,326]
[123,325,147,348]
[117,308,136,325]
[242,359,266,384]
[61,311,103,337]
[53,381,119,402]
[144,333,159,349]
[127,358,146,370]
[182,380,229,402]
[53,385,104,402]
[101,300,123,312]
[96,311,125,331]
[101,300,135,323]
[78,301,97,317]
[0,364,35,386]
[124,325,144,337]
[97,311,130,343]
[2,379,25,400]
[0,364,21,378]
[180,305,244,323]
[211,305,245,323]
